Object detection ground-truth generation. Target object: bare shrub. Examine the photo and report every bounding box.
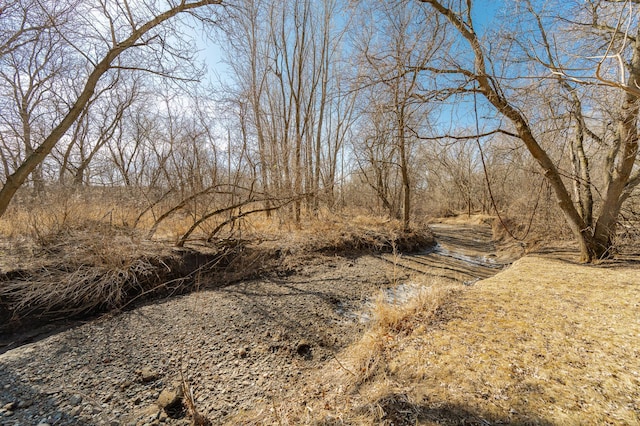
[0,226,173,321]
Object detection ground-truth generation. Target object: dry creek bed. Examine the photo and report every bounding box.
[0,223,512,426]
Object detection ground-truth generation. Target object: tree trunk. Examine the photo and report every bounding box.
[398,111,411,231]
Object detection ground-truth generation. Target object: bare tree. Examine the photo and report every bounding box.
[0,0,74,58]
[416,0,640,261]
[353,0,445,230]
[0,4,68,192]
[0,0,223,217]
[220,0,353,221]
[54,72,140,186]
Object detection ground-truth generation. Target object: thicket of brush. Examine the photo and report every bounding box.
[1,180,636,335]
[0,187,435,334]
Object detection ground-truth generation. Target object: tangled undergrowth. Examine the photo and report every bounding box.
[0,212,434,335]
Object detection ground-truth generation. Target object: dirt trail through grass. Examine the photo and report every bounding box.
[0,222,510,426]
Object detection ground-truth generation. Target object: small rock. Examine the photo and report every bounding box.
[2,402,15,411]
[69,394,83,405]
[36,423,50,426]
[156,389,180,409]
[17,399,32,409]
[70,405,83,416]
[139,368,160,383]
[140,404,161,417]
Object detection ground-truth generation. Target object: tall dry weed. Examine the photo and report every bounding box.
[349,280,456,385]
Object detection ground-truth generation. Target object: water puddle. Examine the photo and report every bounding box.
[337,282,428,323]
[425,243,504,269]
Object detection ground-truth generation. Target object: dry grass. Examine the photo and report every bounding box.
[0,226,175,322]
[0,187,237,245]
[232,255,640,425]
[0,192,433,334]
[342,279,459,389]
[0,190,248,326]
[0,188,142,240]
[386,256,640,425]
[0,190,433,251]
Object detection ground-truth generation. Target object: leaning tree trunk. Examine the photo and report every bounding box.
[421,0,640,262]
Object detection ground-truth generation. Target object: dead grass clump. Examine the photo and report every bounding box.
[344,283,455,389]
[295,215,435,254]
[0,226,175,324]
[0,224,281,334]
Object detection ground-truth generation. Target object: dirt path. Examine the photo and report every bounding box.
[0,222,511,426]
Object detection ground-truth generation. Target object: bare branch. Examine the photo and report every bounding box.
[409,128,520,141]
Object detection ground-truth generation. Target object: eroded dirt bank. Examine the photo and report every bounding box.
[0,222,511,425]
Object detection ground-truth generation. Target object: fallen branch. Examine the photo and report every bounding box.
[176,196,301,247]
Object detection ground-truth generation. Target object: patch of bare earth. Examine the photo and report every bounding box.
[0,254,392,425]
[0,218,436,425]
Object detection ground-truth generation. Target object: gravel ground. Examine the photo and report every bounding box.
[0,223,508,426]
[0,254,394,426]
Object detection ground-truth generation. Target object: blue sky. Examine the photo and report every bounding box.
[194,0,503,84]
[190,0,505,138]
[473,0,502,35]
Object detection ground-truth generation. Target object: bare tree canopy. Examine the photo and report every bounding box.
[416,0,640,261]
[0,0,223,216]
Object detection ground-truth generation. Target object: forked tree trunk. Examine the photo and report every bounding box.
[573,221,609,263]
[421,0,640,263]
